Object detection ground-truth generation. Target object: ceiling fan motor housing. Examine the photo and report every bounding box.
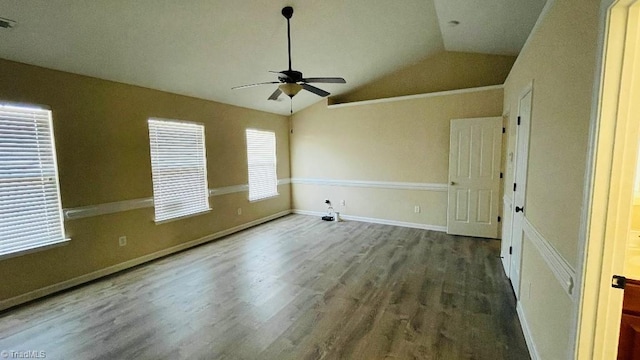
[278,70,303,83]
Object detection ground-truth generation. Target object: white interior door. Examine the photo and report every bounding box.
[501,195,514,275]
[447,117,503,238]
[509,87,533,299]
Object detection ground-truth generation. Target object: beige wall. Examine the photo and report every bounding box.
[291,88,504,227]
[502,0,601,357]
[0,59,291,303]
[633,205,640,230]
[504,0,599,268]
[334,51,516,103]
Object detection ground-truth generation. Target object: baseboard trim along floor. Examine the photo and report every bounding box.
[0,210,292,312]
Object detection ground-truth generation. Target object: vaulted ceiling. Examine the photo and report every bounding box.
[0,0,546,115]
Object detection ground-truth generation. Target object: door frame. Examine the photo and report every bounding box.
[575,0,640,358]
[500,111,512,275]
[446,116,503,239]
[506,81,534,299]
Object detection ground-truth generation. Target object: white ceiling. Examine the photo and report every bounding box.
[0,1,544,115]
[434,0,547,55]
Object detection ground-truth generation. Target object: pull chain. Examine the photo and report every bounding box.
[290,98,293,115]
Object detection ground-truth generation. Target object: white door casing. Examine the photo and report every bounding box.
[447,117,503,239]
[501,195,514,275]
[509,85,533,299]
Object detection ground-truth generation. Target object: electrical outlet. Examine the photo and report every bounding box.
[340,200,346,206]
[414,205,420,213]
[118,236,127,247]
[237,208,242,215]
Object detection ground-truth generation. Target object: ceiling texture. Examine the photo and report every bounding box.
[0,0,546,115]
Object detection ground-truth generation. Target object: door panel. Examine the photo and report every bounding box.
[509,88,533,299]
[447,117,503,238]
[501,196,514,275]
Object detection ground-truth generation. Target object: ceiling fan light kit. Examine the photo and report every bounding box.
[232,6,346,107]
[279,83,303,98]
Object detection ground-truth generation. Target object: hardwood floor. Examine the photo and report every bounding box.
[0,215,530,359]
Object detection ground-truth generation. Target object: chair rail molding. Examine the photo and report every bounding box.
[64,179,292,220]
[291,178,447,192]
[522,216,576,298]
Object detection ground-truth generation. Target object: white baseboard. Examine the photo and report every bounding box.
[292,209,447,232]
[517,302,540,360]
[0,210,292,312]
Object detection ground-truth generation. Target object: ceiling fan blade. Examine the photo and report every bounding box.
[232,81,280,90]
[301,83,330,97]
[269,70,288,77]
[302,77,346,84]
[268,88,282,100]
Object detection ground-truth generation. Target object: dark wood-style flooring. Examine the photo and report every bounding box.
[0,214,530,359]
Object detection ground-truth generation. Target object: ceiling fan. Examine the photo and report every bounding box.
[232,6,346,102]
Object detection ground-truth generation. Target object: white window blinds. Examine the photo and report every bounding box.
[0,104,67,257]
[148,119,210,222]
[246,129,278,201]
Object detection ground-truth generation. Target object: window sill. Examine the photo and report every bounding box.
[249,193,280,203]
[0,238,71,261]
[154,208,212,225]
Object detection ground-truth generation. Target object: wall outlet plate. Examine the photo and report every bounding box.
[118,236,127,247]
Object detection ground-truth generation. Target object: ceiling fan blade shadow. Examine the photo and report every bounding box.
[268,88,282,100]
[232,81,280,90]
[301,83,330,97]
[302,77,346,84]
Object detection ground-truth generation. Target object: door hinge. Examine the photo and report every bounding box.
[517,116,521,126]
[513,183,517,192]
[612,275,627,289]
[509,246,513,255]
[498,216,501,222]
[500,172,503,179]
[502,127,506,134]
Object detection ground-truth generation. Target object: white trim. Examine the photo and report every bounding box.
[0,101,51,110]
[504,195,513,206]
[574,4,618,356]
[209,184,249,196]
[522,217,576,298]
[64,198,154,220]
[577,1,640,358]
[0,210,292,312]
[517,302,540,360]
[327,85,504,109]
[292,209,448,232]
[64,179,292,220]
[291,178,448,191]
[0,239,70,261]
[505,0,557,85]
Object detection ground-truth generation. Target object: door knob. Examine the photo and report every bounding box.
[515,206,524,213]
[450,181,456,185]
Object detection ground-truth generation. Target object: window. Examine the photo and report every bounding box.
[0,104,67,257]
[148,119,210,222]
[246,129,278,201]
